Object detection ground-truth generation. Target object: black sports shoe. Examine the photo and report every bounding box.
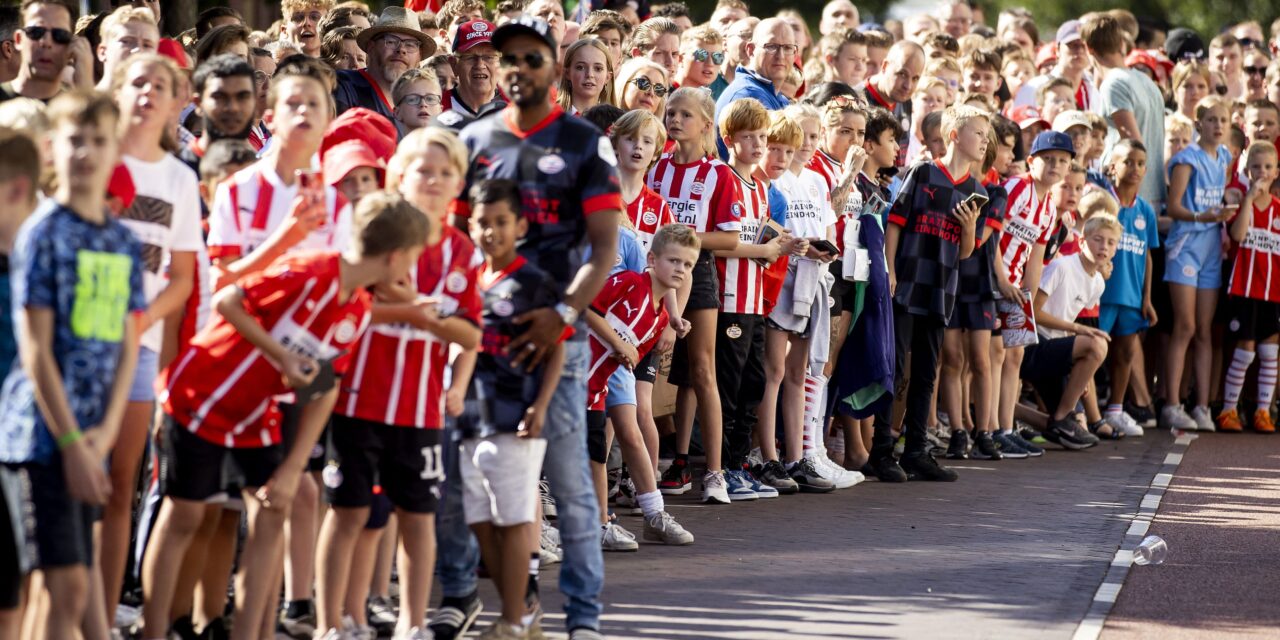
[757,459,800,494]
[900,452,959,481]
[1044,418,1099,450]
[867,455,908,482]
[1124,400,1157,428]
[428,590,483,640]
[945,429,970,459]
[969,431,1003,460]
[787,457,835,493]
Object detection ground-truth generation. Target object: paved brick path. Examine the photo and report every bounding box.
[454,433,1175,638]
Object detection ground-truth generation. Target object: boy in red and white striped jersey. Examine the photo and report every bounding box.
[1219,141,1280,433]
[316,128,484,637]
[715,98,796,501]
[142,192,429,640]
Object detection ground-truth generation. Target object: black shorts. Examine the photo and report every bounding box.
[686,251,720,311]
[828,261,858,316]
[946,299,996,331]
[365,492,392,529]
[1227,296,1280,342]
[0,465,28,604]
[327,414,442,514]
[160,415,281,501]
[280,401,329,473]
[586,409,607,464]
[24,455,98,568]
[1020,336,1077,413]
[1150,246,1174,334]
[634,350,658,385]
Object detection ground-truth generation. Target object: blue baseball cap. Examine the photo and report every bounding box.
[1029,131,1075,158]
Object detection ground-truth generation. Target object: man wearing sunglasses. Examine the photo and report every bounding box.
[442,15,619,640]
[1,0,77,104]
[714,17,796,159]
[673,25,724,90]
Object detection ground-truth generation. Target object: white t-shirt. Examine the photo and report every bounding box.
[1038,253,1105,340]
[118,154,205,353]
[776,168,837,240]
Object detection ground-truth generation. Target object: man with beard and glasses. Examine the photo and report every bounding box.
[333,6,435,128]
[436,20,506,130]
[179,54,257,177]
[1,0,78,103]
[432,15,619,640]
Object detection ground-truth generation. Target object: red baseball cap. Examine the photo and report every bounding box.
[1009,105,1050,131]
[157,38,190,69]
[1126,49,1175,83]
[1035,42,1058,69]
[454,20,496,54]
[322,140,384,187]
[321,108,398,165]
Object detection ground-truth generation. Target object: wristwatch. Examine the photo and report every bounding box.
[554,302,579,326]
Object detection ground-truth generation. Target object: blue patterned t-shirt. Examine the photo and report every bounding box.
[0,201,145,464]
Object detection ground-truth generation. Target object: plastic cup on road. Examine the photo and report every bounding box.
[1133,535,1167,566]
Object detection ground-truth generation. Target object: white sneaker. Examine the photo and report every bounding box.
[539,545,561,565]
[701,470,730,504]
[1118,411,1144,436]
[1161,404,1197,430]
[392,627,432,640]
[341,615,376,640]
[540,518,560,547]
[1190,405,1216,432]
[810,454,860,489]
[643,510,695,545]
[539,479,556,519]
[601,522,639,552]
[1103,412,1139,437]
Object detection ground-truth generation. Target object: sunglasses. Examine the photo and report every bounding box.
[692,48,725,65]
[630,76,668,97]
[499,52,547,69]
[23,26,73,46]
[1245,65,1268,76]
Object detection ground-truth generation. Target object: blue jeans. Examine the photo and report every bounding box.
[435,419,480,598]
[542,340,603,630]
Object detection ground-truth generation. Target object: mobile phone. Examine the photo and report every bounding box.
[962,192,990,209]
[809,239,840,255]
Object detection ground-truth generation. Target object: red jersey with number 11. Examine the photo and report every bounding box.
[586,271,669,410]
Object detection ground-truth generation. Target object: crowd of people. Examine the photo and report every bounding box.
[0,0,1275,638]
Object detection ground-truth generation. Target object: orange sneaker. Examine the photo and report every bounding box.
[1217,408,1244,432]
[1253,408,1275,433]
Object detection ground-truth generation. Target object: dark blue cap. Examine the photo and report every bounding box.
[1029,130,1075,158]
[492,15,558,59]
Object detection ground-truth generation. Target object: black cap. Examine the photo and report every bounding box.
[492,15,558,59]
[1165,28,1206,63]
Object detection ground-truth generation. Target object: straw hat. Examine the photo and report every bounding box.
[356,6,436,57]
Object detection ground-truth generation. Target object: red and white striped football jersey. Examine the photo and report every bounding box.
[1229,196,1280,302]
[998,175,1056,288]
[206,161,352,261]
[807,149,863,251]
[646,154,742,234]
[160,252,372,448]
[586,270,669,410]
[625,185,676,253]
[338,226,482,429]
[716,171,768,315]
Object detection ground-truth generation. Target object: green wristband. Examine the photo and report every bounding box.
[56,430,83,450]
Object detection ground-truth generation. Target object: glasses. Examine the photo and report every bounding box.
[290,11,323,24]
[456,52,500,66]
[398,93,442,107]
[254,70,270,87]
[379,35,422,53]
[691,48,725,64]
[499,52,547,69]
[630,76,667,96]
[761,43,798,57]
[1246,65,1268,76]
[23,26,73,46]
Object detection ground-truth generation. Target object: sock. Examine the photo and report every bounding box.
[1259,344,1279,407]
[1223,348,1255,411]
[802,374,828,456]
[527,552,540,597]
[1106,403,1123,417]
[636,490,663,518]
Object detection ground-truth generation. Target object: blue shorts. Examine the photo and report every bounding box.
[1098,304,1148,337]
[128,347,159,403]
[605,366,636,409]
[1163,226,1222,289]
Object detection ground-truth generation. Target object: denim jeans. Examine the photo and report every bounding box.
[435,419,480,598]
[542,340,604,631]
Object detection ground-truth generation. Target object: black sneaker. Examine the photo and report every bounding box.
[969,431,1003,460]
[787,457,836,493]
[428,590,483,640]
[367,595,397,636]
[945,429,970,459]
[757,459,800,494]
[1005,430,1044,457]
[867,455,908,482]
[1044,418,1098,450]
[1125,400,1157,427]
[900,452,959,481]
[197,617,230,640]
[277,599,315,639]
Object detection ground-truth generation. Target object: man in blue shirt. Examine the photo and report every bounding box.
[714,17,795,159]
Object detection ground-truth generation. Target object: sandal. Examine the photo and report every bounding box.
[1089,420,1125,440]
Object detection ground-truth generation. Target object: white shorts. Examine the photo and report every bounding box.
[460,434,547,527]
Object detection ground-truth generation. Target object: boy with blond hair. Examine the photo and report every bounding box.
[95,5,159,91]
[282,0,335,58]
